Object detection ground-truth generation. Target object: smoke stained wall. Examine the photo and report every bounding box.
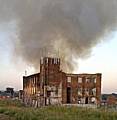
[0,0,117,72]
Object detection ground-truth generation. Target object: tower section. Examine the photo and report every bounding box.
[40,57,60,85]
[40,57,61,105]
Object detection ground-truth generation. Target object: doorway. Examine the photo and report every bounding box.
[85,97,88,104]
[67,87,71,103]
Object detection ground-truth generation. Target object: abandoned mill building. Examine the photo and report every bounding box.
[23,57,101,107]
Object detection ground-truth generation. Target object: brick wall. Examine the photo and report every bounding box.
[23,57,102,106]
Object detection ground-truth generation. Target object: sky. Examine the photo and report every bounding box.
[75,31,117,94]
[0,25,117,93]
[0,0,117,93]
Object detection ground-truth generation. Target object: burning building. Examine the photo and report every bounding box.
[23,57,101,107]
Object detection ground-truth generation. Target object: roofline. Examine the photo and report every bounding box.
[67,73,102,76]
[23,72,40,78]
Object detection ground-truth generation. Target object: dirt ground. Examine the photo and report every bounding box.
[0,114,14,120]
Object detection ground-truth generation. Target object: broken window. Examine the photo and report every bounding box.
[86,78,90,83]
[55,58,57,64]
[91,97,96,103]
[54,58,58,64]
[78,87,82,95]
[94,78,96,83]
[51,59,53,64]
[85,88,89,95]
[55,89,58,96]
[92,88,96,96]
[78,77,82,83]
[49,86,58,97]
[40,57,43,64]
[78,97,81,104]
[47,91,51,97]
[54,58,56,64]
[46,58,48,64]
[51,91,58,97]
[57,58,60,64]
[91,77,96,83]
[33,87,36,94]
[67,77,71,83]
[51,86,56,91]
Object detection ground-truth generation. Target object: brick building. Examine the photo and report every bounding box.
[107,95,117,105]
[23,57,101,106]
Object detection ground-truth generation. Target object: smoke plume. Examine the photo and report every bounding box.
[0,0,117,72]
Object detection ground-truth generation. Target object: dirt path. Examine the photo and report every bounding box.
[0,114,15,120]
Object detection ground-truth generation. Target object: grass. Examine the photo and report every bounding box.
[0,99,23,107]
[0,100,117,120]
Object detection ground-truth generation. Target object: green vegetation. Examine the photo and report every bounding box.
[0,99,24,107]
[0,100,117,120]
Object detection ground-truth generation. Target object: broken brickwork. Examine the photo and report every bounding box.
[23,57,101,107]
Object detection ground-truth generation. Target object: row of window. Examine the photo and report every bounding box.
[40,58,60,64]
[78,88,96,96]
[24,86,36,95]
[67,76,97,83]
[24,76,39,87]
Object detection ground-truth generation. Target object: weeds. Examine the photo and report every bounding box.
[0,100,117,120]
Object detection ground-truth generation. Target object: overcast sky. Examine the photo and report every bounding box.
[0,28,117,93]
[0,1,117,93]
[76,31,117,93]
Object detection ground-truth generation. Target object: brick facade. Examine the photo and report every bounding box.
[23,57,102,106]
